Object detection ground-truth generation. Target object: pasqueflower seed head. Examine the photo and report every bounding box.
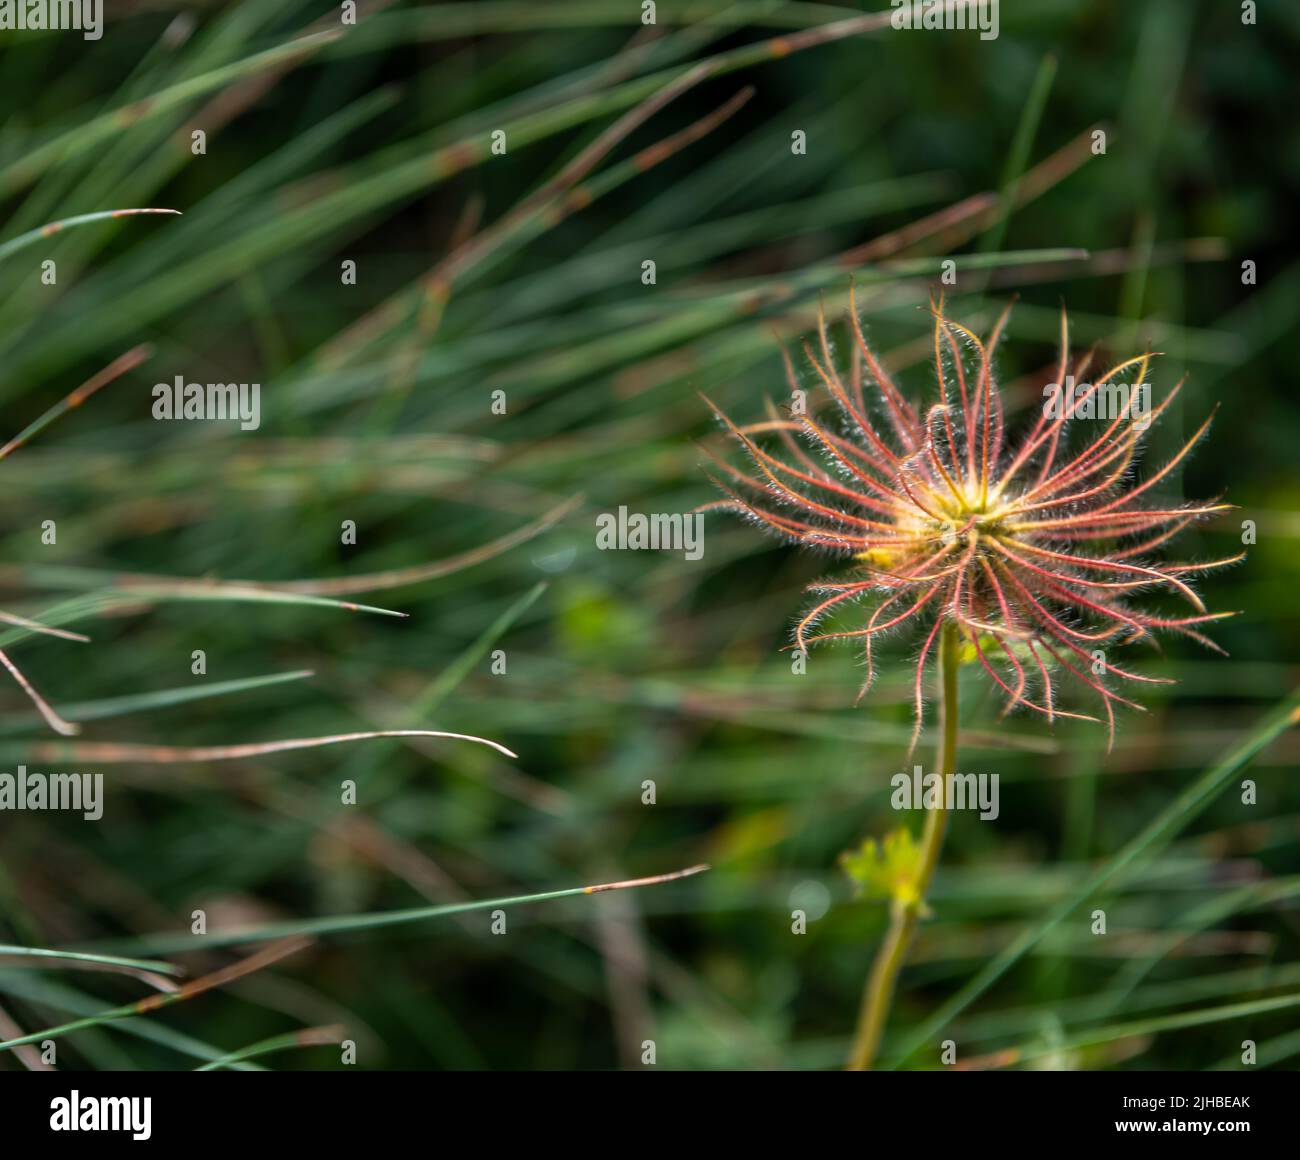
[701,288,1239,749]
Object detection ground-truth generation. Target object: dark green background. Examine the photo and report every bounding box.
[0,0,1296,1070]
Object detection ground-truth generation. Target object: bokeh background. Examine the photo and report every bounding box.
[0,0,1297,1070]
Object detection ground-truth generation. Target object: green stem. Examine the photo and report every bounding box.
[847,620,960,1071]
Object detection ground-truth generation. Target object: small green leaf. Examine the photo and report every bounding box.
[841,828,925,910]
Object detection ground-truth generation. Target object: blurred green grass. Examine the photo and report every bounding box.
[0,0,1297,1070]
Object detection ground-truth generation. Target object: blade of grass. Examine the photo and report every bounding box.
[193,1024,344,1071]
[98,864,711,956]
[976,52,1057,260]
[0,669,316,738]
[0,585,409,628]
[0,209,180,265]
[44,670,314,725]
[26,728,521,765]
[414,581,548,714]
[0,946,183,976]
[0,345,152,463]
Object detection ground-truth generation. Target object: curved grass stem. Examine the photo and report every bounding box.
[847,619,960,1070]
